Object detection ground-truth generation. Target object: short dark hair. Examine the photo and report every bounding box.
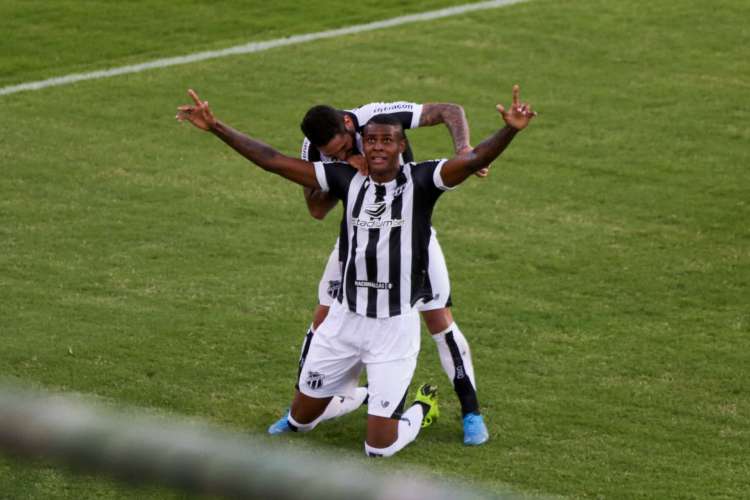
[363,114,404,138]
[300,105,347,147]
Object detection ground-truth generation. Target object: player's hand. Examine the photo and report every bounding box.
[497,84,536,131]
[458,145,491,178]
[347,154,369,176]
[176,89,217,131]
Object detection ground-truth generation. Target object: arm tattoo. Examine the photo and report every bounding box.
[419,103,470,153]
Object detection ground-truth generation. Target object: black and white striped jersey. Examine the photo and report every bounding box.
[313,159,455,318]
[300,101,423,163]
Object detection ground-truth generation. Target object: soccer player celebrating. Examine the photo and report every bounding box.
[281,100,491,445]
[176,85,535,457]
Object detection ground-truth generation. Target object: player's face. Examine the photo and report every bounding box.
[362,124,405,179]
[320,132,355,161]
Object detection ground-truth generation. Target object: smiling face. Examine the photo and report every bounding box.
[362,122,405,181]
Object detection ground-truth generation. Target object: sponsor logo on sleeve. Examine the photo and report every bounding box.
[371,103,414,114]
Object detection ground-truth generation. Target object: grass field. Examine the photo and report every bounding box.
[2,0,749,498]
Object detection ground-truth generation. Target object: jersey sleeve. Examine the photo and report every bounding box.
[352,102,423,130]
[313,161,357,200]
[431,159,457,192]
[410,159,455,200]
[300,137,321,161]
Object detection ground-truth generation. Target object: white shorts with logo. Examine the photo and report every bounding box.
[298,300,420,418]
[317,228,451,311]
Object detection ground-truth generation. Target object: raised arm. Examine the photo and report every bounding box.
[176,89,320,190]
[419,103,471,154]
[420,102,493,177]
[440,85,536,188]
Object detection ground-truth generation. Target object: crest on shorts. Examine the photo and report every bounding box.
[306,371,324,390]
[327,279,341,299]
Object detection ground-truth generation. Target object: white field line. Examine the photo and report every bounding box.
[0,0,527,97]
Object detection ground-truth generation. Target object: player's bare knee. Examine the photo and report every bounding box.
[363,418,405,457]
[291,393,331,425]
[366,415,399,448]
[422,307,453,334]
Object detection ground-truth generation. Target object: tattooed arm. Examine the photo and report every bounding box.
[419,103,471,154]
[440,85,536,188]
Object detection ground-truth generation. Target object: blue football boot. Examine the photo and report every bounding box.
[463,412,489,445]
[267,409,292,435]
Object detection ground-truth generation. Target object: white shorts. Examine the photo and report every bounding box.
[298,301,420,418]
[317,229,452,311]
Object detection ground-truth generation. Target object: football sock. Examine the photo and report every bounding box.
[287,412,322,433]
[432,323,480,416]
[364,404,424,457]
[320,387,368,422]
[288,387,368,432]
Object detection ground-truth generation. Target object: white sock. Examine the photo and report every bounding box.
[287,412,323,433]
[289,387,367,432]
[432,323,476,388]
[363,404,424,457]
[432,322,480,416]
[320,387,368,422]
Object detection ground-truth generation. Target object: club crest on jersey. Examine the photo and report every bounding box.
[306,371,324,390]
[364,202,387,219]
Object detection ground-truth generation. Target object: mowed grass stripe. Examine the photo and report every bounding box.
[2,0,749,498]
[0,0,525,94]
[0,0,478,87]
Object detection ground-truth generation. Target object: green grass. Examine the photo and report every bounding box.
[2,0,750,498]
[0,0,474,87]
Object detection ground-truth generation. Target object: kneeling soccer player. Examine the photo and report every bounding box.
[176,85,535,456]
[272,99,489,445]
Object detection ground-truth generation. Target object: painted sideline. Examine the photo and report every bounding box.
[0,0,526,97]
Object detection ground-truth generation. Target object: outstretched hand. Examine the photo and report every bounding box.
[176,89,217,131]
[497,84,536,131]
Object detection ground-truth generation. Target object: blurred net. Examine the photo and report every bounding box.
[0,385,516,499]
